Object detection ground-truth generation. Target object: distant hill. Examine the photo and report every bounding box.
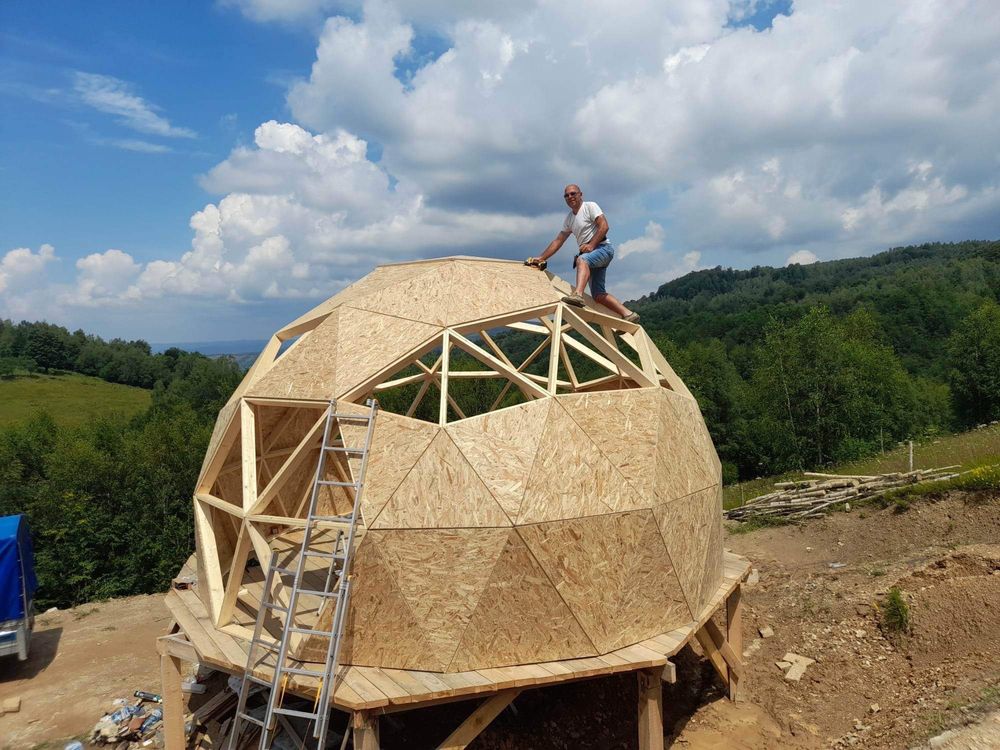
[633,240,1000,377]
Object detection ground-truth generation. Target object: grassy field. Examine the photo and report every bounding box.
[724,423,1000,509]
[0,372,151,428]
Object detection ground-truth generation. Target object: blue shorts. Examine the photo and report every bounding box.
[578,242,614,297]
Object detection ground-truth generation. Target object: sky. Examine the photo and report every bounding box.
[1,0,998,343]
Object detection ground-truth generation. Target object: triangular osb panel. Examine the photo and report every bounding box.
[653,486,723,617]
[557,388,662,506]
[303,536,434,669]
[247,307,441,401]
[198,397,240,488]
[375,529,509,671]
[278,262,436,337]
[372,431,511,529]
[445,399,550,522]
[347,262,470,327]
[516,401,640,524]
[518,510,689,653]
[664,390,723,481]
[454,260,563,312]
[335,404,442,525]
[653,390,718,502]
[447,529,596,671]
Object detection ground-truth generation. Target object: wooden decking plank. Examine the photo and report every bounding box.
[339,668,390,707]
[164,591,228,665]
[355,668,412,701]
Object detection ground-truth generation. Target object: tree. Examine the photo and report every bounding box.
[948,300,1000,425]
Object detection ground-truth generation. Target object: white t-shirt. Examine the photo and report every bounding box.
[563,201,604,248]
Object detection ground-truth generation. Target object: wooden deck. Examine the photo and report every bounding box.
[161,550,750,713]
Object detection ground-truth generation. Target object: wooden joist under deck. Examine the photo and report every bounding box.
[162,551,751,713]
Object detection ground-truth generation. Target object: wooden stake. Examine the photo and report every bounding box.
[159,650,185,750]
[637,666,664,750]
[726,585,744,701]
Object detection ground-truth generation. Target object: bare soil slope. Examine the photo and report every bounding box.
[1,494,997,750]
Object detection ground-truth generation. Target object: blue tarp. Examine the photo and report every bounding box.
[0,515,37,621]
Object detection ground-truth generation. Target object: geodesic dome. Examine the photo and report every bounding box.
[192,256,722,672]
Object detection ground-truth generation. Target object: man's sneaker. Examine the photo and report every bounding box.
[561,292,586,307]
[624,312,641,324]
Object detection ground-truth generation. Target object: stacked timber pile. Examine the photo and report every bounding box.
[726,466,960,521]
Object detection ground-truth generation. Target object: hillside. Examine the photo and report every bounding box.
[634,240,1000,377]
[0,372,150,428]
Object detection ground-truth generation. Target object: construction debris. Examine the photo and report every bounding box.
[780,652,816,681]
[726,467,961,522]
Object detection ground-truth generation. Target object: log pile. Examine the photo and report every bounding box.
[726,466,960,521]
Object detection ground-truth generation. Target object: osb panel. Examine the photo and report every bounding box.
[265,406,326,453]
[279,262,435,336]
[375,529,509,671]
[516,401,631,524]
[664,390,723,481]
[335,404,440,526]
[456,260,563,309]
[348,262,467,327]
[447,529,597,671]
[247,307,440,401]
[211,460,244,508]
[557,388,662,507]
[373,431,511,529]
[334,307,442,399]
[299,537,433,669]
[316,452,354,517]
[445,399,550,521]
[653,390,719,503]
[653,486,723,617]
[248,311,342,399]
[198,398,240,487]
[518,511,688,653]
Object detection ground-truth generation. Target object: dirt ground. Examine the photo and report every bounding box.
[1,493,998,750]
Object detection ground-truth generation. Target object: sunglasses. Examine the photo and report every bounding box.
[564,191,580,198]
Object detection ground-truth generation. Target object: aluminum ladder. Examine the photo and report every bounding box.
[229,399,379,750]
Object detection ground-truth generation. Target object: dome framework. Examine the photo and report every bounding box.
[191,257,724,673]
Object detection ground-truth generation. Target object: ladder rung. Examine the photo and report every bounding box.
[246,674,272,686]
[296,588,339,598]
[313,515,351,523]
[317,480,358,487]
[271,566,296,576]
[273,707,323,720]
[236,712,265,728]
[302,550,343,560]
[251,638,279,650]
[330,413,371,421]
[263,603,289,613]
[288,626,335,637]
[325,446,365,453]
[281,666,328,677]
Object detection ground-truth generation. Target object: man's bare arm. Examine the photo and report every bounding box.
[579,215,608,254]
[539,230,571,262]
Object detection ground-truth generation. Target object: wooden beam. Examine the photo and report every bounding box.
[449,331,549,401]
[561,332,619,375]
[703,619,744,679]
[196,402,242,493]
[436,689,522,750]
[249,412,326,515]
[218,523,253,626]
[620,331,658,383]
[194,492,244,516]
[562,308,658,387]
[244,397,328,409]
[639,329,693,397]
[637,667,664,750]
[439,332,451,426]
[507,320,549,335]
[726,586,744,700]
[373,371,426,391]
[193,499,226,622]
[406,378,432,418]
[240,401,258,513]
[352,711,380,750]
[546,305,563,395]
[477,329,515,369]
[340,335,444,404]
[453,303,557,334]
[276,312,331,341]
[159,651,186,750]
[571,304,641,334]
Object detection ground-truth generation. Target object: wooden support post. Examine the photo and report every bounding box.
[353,710,380,750]
[726,585,744,701]
[159,650,185,750]
[437,689,522,750]
[637,666,664,750]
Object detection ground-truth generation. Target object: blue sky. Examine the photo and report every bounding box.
[1,0,998,342]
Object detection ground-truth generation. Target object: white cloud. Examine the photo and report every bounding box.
[73,72,196,139]
[0,244,56,294]
[619,221,666,259]
[786,250,819,265]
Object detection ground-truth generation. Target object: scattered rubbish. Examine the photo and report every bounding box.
[746,568,761,586]
[780,652,816,681]
[172,576,196,590]
[759,625,775,638]
[90,688,168,747]
[182,677,207,694]
[829,562,847,569]
[2,696,22,714]
[64,742,84,750]
[870,703,881,713]
[134,690,162,703]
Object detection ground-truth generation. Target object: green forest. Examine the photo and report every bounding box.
[2,239,1000,608]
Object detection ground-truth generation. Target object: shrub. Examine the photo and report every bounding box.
[881,587,911,635]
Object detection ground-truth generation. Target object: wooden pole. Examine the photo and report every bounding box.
[353,710,380,750]
[637,666,664,750]
[159,651,185,750]
[726,585,744,701]
[909,440,914,472]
